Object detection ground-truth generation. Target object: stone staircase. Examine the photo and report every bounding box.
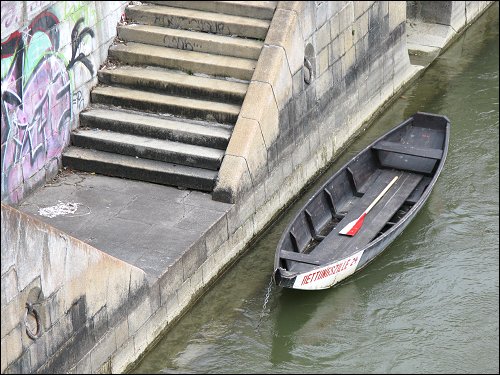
[63,1,276,192]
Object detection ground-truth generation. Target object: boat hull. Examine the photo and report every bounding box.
[273,112,450,291]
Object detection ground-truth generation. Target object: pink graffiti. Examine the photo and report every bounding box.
[2,10,94,203]
[1,55,71,198]
[1,10,69,203]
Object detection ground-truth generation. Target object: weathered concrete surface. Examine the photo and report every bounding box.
[7,171,233,373]
[1,200,150,374]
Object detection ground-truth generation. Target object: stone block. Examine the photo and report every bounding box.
[84,264,111,319]
[132,329,151,367]
[291,137,312,172]
[226,117,269,186]
[176,277,195,309]
[4,325,23,367]
[91,306,109,344]
[7,349,31,374]
[223,216,255,259]
[317,21,331,52]
[253,188,283,235]
[159,260,183,306]
[301,1,316,41]
[240,81,279,151]
[339,2,354,32]
[388,1,406,31]
[315,1,328,29]
[189,266,204,296]
[127,295,152,335]
[75,353,91,374]
[292,68,305,98]
[318,46,330,76]
[201,255,218,286]
[331,33,345,63]
[368,56,384,92]
[264,164,284,202]
[1,267,18,306]
[15,218,45,293]
[342,46,356,83]
[265,9,305,75]
[330,12,340,41]
[165,291,181,323]
[226,190,257,236]
[40,233,67,299]
[90,330,116,373]
[114,316,129,350]
[328,1,343,18]
[354,1,372,19]
[111,339,136,374]
[107,266,138,318]
[213,154,254,205]
[205,215,229,256]
[279,169,301,209]
[253,45,293,111]
[181,239,207,280]
[344,26,355,53]
[354,11,369,44]
[450,2,467,31]
[316,68,333,100]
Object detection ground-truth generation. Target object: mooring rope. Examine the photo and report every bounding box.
[256,275,274,329]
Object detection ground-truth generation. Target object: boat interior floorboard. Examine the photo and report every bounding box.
[289,168,423,273]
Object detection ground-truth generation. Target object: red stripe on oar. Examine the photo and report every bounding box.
[345,213,366,236]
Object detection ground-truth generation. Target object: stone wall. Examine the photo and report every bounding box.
[1,202,151,373]
[212,1,419,259]
[1,1,128,205]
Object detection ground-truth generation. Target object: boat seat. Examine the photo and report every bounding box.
[296,169,423,267]
[373,141,443,159]
[405,176,432,205]
[279,250,322,265]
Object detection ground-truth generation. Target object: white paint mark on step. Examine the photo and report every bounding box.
[38,201,81,218]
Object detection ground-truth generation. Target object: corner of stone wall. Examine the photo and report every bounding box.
[213,1,304,205]
[0,202,151,373]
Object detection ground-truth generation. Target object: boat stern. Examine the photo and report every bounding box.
[273,267,297,288]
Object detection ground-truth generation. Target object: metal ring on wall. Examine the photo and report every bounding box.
[304,57,313,85]
[25,302,42,340]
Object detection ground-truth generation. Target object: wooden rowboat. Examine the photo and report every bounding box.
[273,112,450,290]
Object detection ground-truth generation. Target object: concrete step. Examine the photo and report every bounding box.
[98,65,248,105]
[71,129,224,171]
[125,4,270,39]
[80,108,232,150]
[147,1,277,20]
[109,42,256,81]
[91,86,240,124]
[63,147,217,192]
[117,24,263,60]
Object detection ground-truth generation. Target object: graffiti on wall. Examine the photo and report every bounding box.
[1,4,95,202]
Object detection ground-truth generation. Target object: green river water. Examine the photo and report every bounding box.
[131,4,499,373]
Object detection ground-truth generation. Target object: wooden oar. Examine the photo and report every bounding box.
[339,176,399,236]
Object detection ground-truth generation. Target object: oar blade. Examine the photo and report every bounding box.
[339,213,366,236]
